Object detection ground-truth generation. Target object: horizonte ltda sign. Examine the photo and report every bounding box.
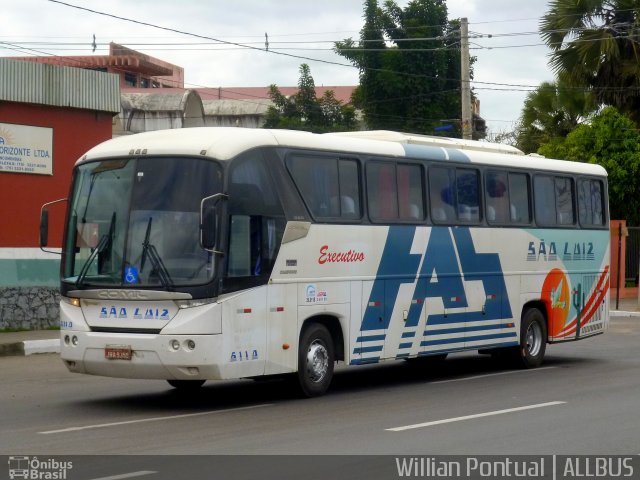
[0,122,53,175]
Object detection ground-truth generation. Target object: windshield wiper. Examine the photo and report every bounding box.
[140,217,174,290]
[75,212,115,287]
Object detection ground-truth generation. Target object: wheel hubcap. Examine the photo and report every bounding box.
[306,340,328,383]
[525,322,542,357]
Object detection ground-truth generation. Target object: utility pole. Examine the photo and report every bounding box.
[460,17,472,140]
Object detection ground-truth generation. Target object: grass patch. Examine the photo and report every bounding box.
[0,326,60,333]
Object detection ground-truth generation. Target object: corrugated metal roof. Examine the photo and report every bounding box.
[0,58,120,113]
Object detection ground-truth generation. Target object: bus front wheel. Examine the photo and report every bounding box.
[512,307,547,368]
[297,323,334,397]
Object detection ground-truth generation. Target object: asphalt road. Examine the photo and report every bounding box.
[1,316,639,478]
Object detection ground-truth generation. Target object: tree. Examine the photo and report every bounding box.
[263,64,357,133]
[540,0,640,124]
[335,0,474,137]
[538,107,640,224]
[516,80,596,153]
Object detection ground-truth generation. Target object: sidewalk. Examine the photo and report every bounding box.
[1,298,639,357]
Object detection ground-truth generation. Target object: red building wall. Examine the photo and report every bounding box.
[0,102,113,247]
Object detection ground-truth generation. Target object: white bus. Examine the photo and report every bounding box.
[41,128,610,397]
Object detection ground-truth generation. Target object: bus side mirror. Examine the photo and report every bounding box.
[40,209,49,248]
[39,198,67,254]
[200,193,227,251]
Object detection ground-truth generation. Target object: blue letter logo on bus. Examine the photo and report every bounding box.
[355,226,514,361]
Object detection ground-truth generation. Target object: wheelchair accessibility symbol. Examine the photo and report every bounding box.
[124,266,139,284]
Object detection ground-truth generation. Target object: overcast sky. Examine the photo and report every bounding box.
[2,0,554,138]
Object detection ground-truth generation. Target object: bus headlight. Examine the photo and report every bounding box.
[170,339,180,351]
[186,340,196,350]
[62,297,81,307]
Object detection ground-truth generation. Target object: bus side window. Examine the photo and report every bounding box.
[555,176,575,225]
[485,171,509,223]
[429,167,456,223]
[367,161,398,221]
[287,155,361,221]
[534,175,556,226]
[456,168,480,222]
[508,172,531,223]
[578,178,605,226]
[398,164,424,221]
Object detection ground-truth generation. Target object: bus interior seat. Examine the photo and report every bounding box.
[458,204,472,220]
[510,204,517,221]
[487,205,496,221]
[432,206,447,222]
[407,203,421,219]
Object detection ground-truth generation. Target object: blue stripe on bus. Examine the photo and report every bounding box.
[356,335,386,343]
[426,313,514,326]
[399,342,413,349]
[396,353,411,359]
[402,144,471,163]
[423,324,512,336]
[420,332,517,347]
[401,331,416,338]
[350,357,380,365]
[353,345,384,354]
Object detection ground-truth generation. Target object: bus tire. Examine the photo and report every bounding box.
[297,323,334,397]
[167,379,206,390]
[512,307,547,368]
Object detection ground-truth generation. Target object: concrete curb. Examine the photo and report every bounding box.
[24,339,60,355]
[0,339,60,357]
[610,310,640,318]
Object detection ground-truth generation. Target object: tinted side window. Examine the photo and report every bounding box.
[509,173,531,223]
[534,175,556,226]
[287,155,361,220]
[398,164,424,220]
[430,167,480,223]
[367,161,425,222]
[430,167,456,222]
[555,177,575,225]
[486,171,531,225]
[534,175,575,226]
[227,151,286,279]
[457,169,480,222]
[367,162,398,221]
[578,179,605,226]
[486,171,509,223]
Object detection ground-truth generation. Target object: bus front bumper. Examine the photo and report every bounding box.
[60,331,226,380]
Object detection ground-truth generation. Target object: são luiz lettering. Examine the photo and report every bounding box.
[318,245,365,264]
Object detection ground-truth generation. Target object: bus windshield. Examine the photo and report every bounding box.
[62,156,223,288]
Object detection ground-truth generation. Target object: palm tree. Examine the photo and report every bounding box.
[516,80,596,153]
[540,0,640,124]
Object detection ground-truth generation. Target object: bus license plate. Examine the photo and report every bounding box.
[105,345,132,360]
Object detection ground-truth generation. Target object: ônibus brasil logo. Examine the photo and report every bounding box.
[8,456,73,480]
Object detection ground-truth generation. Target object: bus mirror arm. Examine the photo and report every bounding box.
[200,193,228,252]
[39,198,67,255]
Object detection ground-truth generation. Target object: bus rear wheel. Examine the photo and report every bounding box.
[167,379,206,390]
[297,323,334,397]
[511,307,547,368]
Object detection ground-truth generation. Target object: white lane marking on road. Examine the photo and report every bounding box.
[386,401,567,432]
[39,403,273,434]
[89,471,156,480]
[431,366,557,384]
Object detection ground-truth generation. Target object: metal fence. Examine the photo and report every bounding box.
[625,227,640,287]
